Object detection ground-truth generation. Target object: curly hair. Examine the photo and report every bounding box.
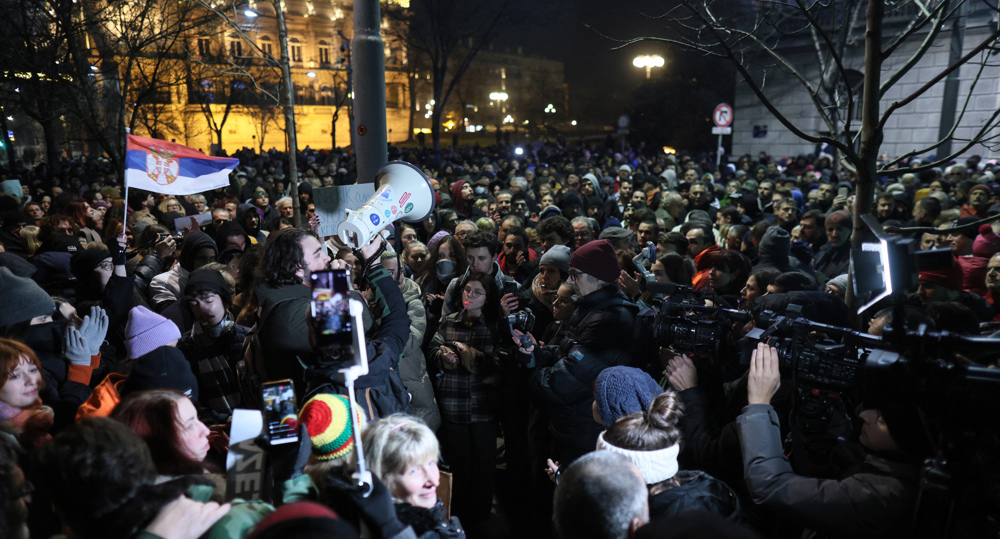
[460,228,498,256]
[258,228,318,288]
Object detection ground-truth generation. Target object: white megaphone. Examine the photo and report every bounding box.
[337,161,436,249]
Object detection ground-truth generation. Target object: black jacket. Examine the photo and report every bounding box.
[529,285,638,453]
[648,470,742,522]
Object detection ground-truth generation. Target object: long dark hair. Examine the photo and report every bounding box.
[110,390,209,476]
[449,271,501,330]
[417,234,468,293]
[258,228,317,288]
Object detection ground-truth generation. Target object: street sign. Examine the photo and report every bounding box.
[711,126,732,135]
[713,103,733,128]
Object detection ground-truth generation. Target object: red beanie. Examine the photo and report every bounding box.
[973,224,1000,257]
[569,239,621,283]
[918,259,963,291]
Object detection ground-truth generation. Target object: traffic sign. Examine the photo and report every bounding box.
[713,103,733,128]
[711,126,732,135]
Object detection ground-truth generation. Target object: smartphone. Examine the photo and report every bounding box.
[261,379,298,445]
[838,187,849,198]
[311,269,353,348]
[503,280,519,297]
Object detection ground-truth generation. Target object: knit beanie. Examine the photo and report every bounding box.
[539,245,571,274]
[0,267,55,328]
[969,184,990,196]
[69,247,111,282]
[569,239,620,283]
[559,191,583,211]
[596,432,679,484]
[184,268,233,306]
[599,226,633,242]
[248,501,356,539]
[973,224,1000,257]
[540,205,562,218]
[758,226,790,257]
[825,210,851,230]
[827,273,850,293]
[426,230,451,256]
[880,401,934,460]
[125,306,182,360]
[120,346,199,402]
[299,394,365,462]
[594,366,664,426]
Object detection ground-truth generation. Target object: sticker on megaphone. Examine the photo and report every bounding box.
[337,162,436,249]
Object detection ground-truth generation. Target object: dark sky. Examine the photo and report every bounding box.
[505,0,682,101]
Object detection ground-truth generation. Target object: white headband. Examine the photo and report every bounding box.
[596,431,679,484]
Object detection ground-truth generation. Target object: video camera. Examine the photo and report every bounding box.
[637,282,749,361]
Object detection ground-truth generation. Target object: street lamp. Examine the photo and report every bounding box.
[633,54,664,79]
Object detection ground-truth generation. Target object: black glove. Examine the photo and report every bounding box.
[325,473,407,539]
[257,423,311,483]
[109,234,128,266]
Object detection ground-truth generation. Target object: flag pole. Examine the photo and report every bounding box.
[122,128,130,239]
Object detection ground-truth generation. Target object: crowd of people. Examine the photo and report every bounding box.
[0,138,998,539]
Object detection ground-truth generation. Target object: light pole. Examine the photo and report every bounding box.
[633,54,665,79]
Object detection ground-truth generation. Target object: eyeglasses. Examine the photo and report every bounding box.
[97,260,114,271]
[463,287,486,298]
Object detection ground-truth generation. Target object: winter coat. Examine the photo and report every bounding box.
[648,470,742,522]
[22,321,100,430]
[530,285,638,453]
[298,266,412,421]
[813,241,851,285]
[394,499,465,539]
[177,320,251,424]
[737,403,918,538]
[442,261,516,320]
[398,276,441,431]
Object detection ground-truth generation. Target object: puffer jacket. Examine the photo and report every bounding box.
[737,404,919,538]
[398,276,441,431]
[529,285,638,455]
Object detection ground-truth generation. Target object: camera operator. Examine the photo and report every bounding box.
[516,239,639,464]
[737,344,930,538]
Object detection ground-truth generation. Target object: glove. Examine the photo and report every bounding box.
[110,234,128,266]
[257,423,311,483]
[64,326,91,366]
[78,306,109,357]
[325,473,406,539]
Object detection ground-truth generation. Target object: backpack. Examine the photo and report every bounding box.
[235,297,296,409]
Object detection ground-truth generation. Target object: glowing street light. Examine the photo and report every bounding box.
[244,9,258,17]
[544,104,556,114]
[489,91,508,102]
[633,54,665,79]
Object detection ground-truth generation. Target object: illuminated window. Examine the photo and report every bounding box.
[290,38,302,62]
[260,36,273,57]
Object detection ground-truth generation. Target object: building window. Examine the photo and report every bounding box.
[260,36,273,57]
[228,38,242,57]
[318,40,330,64]
[290,38,302,62]
[197,38,211,56]
[386,82,404,109]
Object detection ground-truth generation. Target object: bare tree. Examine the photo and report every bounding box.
[385,0,564,151]
[616,0,1000,306]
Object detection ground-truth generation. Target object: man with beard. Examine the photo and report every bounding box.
[813,210,852,285]
[960,184,991,219]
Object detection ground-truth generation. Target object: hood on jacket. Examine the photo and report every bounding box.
[215,221,251,252]
[179,231,218,272]
[236,203,262,234]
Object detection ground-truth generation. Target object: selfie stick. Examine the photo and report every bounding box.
[341,298,374,496]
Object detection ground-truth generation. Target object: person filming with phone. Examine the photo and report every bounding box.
[255,229,411,419]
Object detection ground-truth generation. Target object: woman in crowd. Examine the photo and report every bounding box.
[597,391,742,522]
[363,414,464,538]
[110,388,220,489]
[158,197,185,217]
[0,338,54,450]
[65,199,102,245]
[706,249,753,307]
[740,267,781,307]
[430,272,501,527]
[417,234,467,341]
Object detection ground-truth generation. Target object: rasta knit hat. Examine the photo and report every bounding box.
[569,239,620,283]
[125,306,182,360]
[594,366,665,426]
[299,394,365,461]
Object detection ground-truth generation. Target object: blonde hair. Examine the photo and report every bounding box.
[20,225,41,256]
[362,414,439,492]
[157,197,186,216]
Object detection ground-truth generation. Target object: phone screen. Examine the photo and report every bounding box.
[261,379,298,445]
[311,269,353,348]
[838,187,849,198]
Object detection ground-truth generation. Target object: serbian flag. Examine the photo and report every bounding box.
[125,134,239,196]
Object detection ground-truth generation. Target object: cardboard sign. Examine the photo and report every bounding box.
[226,409,265,501]
[314,184,376,238]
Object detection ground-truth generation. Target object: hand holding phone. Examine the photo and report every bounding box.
[311,269,353,348]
